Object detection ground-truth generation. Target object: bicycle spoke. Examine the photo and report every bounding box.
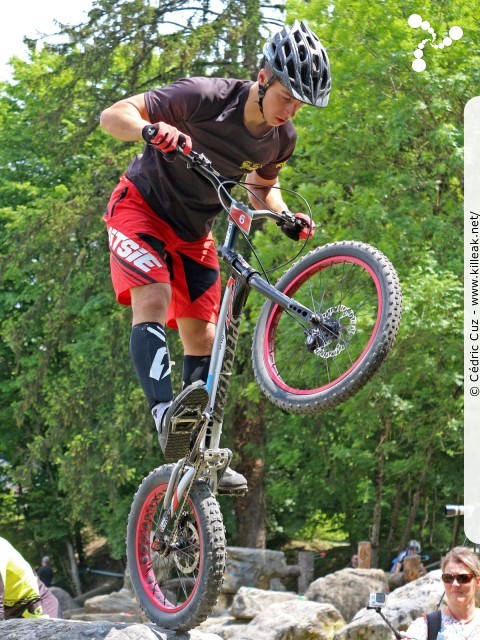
[265,257,382,392]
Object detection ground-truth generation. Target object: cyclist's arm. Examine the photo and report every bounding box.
[245,170,289,213]
[100,93,151,141]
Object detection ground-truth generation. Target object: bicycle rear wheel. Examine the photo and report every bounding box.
[252,241,402,413]
[126,464,226,631]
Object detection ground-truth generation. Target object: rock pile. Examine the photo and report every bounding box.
[0,551,446,640]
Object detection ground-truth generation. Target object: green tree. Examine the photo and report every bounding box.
[0,0,474,575]
[0,0,282,571]
[253,0,473,565]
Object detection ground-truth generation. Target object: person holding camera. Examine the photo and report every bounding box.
[402,546,480,639]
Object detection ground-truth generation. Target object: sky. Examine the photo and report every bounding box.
[0,0,94,81]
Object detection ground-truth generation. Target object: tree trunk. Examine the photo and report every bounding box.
[370,418,389,568]
[232,400,266,548]
[451,493,462,548]
[386,484,403,560]
[428,488,438,548]
[399,446,434,549]
[66,540,82,597]
[241,0,263,78]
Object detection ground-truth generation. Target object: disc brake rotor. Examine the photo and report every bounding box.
[314,305,357,358]
[172,520,200,574]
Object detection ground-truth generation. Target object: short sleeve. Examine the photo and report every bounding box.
[256,123,297,180]
[145,78,205,125]
[404,616,428,640]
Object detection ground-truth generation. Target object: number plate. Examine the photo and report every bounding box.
[230,203,253,234]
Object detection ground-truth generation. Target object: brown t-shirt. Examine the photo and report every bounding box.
[126,76,297,241]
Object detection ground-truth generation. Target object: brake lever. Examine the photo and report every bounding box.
[278,210,297,228]
[164,138,189,163]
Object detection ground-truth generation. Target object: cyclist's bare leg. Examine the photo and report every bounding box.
[177,317,214,397]
[131,281,170,326]
[177,317,215,356]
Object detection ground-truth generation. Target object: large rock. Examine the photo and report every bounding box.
[73,581,120,607]
[69,612,147,624]
[84,589,144,615]
[223,547,293,594]
[50,587,77,616]
[305,568,388,623]
[229,599,345,640]
[229,586,300,620]
[198,615,249,639]
[333,607,398,640]
[334,570,445,639]
[0,619,222,640]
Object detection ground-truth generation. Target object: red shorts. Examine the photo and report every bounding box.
[104,175,221,329]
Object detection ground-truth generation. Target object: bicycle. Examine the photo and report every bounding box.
[126,144,402,631]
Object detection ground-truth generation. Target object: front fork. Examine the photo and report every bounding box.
[152,444,232,554]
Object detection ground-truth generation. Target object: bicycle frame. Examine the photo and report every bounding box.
[206,218,321,442]
[157,150,323,504]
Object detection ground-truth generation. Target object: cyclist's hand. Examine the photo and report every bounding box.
[142,122,192,155]
[280,212,315,241]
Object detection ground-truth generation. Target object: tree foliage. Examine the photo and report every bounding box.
[0,0,473,580]
[252,0,472,566]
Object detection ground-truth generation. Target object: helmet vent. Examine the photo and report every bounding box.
[262,20,331,107]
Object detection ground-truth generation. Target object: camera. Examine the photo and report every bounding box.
[445,504,465,517]
[368,592,387,609]
[368,592,402,639]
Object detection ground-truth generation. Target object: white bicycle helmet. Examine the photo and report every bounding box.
[408,540,421,553]
[262,20,331,107]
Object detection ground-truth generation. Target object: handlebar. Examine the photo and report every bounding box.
[142,125,306,232]
[171,146,300,228]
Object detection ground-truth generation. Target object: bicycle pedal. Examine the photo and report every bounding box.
[161,384,209,461]
[170,407,204,433]
[162,424,197,462]
[202,448,231,465]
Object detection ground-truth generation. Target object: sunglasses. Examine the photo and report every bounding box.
[442,573,475,584]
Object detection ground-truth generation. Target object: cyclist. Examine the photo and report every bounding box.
[0,537,60,620]
[391,540,427,574]
[100,20,331,494]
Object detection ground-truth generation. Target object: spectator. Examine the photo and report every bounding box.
[392,540,426,574]
[0,537,61,619]
[348,554,360,568]
[389,540,427,589]
[37,556,54,587]
[402,546,480,639]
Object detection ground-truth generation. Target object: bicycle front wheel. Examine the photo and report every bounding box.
[126,465,226,631]
[252,241,402,413]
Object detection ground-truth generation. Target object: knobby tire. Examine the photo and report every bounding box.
[252,241,402,413]
[126,464,226,631]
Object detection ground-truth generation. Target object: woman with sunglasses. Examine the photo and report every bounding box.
[403,546,480,639]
